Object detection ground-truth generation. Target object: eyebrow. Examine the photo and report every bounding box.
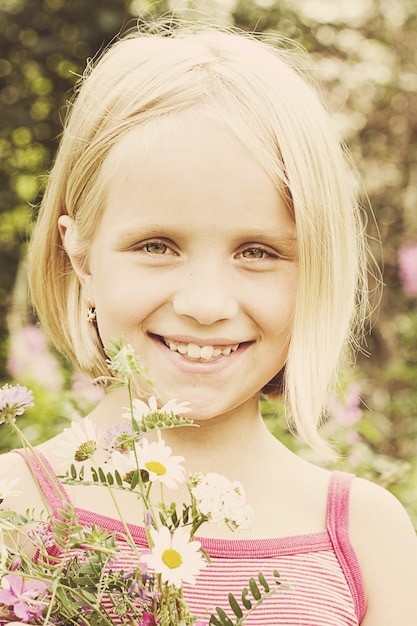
[113,222,297,246]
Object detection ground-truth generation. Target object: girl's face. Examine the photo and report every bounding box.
[78,114,297,422]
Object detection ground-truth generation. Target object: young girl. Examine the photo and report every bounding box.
[2,24,417,625]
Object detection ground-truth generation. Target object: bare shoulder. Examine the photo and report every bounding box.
[349,477,417,625]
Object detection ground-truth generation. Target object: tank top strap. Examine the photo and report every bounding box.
[326,470,367,622]
[13,448,72,515]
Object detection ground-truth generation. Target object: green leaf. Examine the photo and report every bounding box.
[249,577,261,600]
[211,607,234,626]
[258,571,270,592]
[228,593,243,619]
[130,469,140,489]
[241,588,252,610]
[106,472,114,486]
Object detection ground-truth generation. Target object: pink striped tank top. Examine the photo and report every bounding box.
[16,451,366,625]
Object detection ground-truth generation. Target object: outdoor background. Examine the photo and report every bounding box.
[1,0,416,524]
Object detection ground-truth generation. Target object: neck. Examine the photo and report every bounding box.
[88,388,284,477]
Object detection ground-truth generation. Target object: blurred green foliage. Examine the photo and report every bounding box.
[1,0,416,523]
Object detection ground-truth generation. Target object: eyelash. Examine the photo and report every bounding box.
[142,241,172,255]
[238,246,276,260]
[135,240,279,260]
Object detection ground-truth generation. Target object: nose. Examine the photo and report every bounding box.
[172,264,239,325]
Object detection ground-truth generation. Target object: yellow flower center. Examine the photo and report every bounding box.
[145,461,166,476]
[75,440,97,462]
[162,548,182,569]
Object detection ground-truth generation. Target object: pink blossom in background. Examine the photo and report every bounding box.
[328,382,363,427]
[7,325,64,392]
[398,244,417,297]
[71,371,105,404]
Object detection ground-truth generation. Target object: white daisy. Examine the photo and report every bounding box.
[143,525,205,588]
[122,396,191,421]
[190,472,254,532]
[138,439,185,489]
[54,418,102,466]
[107,449,137,484]
[0,477,21,503]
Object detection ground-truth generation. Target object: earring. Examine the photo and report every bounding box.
[86,301,97,324]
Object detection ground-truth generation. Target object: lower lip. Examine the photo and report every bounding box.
[150,336,250,374]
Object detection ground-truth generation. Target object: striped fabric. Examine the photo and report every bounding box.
[17,451,366,625]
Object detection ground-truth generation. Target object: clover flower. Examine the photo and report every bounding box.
[0,384,33,424]
[54,417,102,465]
[0,477,21,504]
[0,574,49,621]
[143,526,205,588]
[190,472,254,532]
[27,524,55,549]
[105,337,152,386]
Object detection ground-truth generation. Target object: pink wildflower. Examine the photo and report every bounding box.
[141,613,159,625]
[0,574,49,621]
[398,244,417,296]
[0,384,33,424]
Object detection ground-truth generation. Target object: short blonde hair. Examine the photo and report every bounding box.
[28,24,369,455]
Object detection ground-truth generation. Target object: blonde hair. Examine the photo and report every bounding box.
[28,24,369,455]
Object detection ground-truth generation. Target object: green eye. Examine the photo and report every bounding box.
[145,241,168,254]
[242,247,265,259]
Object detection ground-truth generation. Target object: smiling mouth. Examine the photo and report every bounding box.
[158,336,240,361]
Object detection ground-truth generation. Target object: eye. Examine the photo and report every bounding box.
[241,247,268,259]
[143,241,169,254]
[237,245,277,261]
[132,239,177,256]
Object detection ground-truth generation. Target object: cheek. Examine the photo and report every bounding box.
[254,274,297,336]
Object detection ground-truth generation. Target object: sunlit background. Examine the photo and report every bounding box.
[1,0,416,523]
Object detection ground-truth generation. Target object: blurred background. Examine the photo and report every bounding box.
[0,0,416,523]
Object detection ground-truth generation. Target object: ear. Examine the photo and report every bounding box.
[58,215,94,298]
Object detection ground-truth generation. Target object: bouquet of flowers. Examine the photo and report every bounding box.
[0,339,285,625]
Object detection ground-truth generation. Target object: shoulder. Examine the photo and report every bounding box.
[349,476,416,539]
[0,449,47,514]
[349,477,417,625]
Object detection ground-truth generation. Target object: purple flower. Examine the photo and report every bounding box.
[0,574,49,621]
[27,524,55,549]
[398,244,417,297]
[0,385,34,424]
[103,421,133,454]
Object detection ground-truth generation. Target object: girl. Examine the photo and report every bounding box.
[2,24,417,625]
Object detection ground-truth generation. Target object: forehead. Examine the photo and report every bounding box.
[97,112,295,238]
[101,110,291,214]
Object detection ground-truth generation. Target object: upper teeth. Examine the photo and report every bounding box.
[165,340,239,360]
